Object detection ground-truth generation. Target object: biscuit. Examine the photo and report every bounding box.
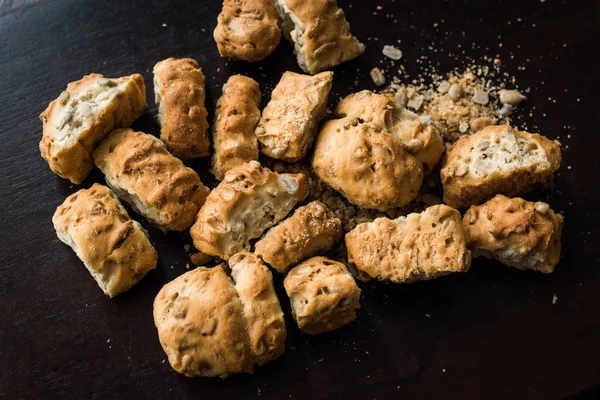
[441,125,562,208]
[93,129,209,232]
[229,252,286,365]
[153,58,210,160]
[284,257,360,335]
[191,161,309,260]
[346,205,472,283]
[40,73,146,184]
[273,0,365,74]
[214,0,281,62]
[255,71,332,162]
[463,195,564,273]
[255,201,342,273]
[335,90,444,172]
[211,75,261,180]
[53,183,157,297]
[312,117,423,211]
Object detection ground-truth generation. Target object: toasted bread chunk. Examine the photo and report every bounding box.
[214,0,281,62]
[273,0,365,74]
[441,125,562,208]
[229,252,286,365]
[255,201,342,273]
[40,73,146,184]
[53,184,157,297]
[153,58,210,160]
[312,117,423,211]
[191,161,309,260]
[211,75,261,180]
[255,71,332,162]
[463,195,564,273]
[284,257,360,335]
[153,266,254,378]
[93,129,209,232]
[335,90,444,172]
[346,205,471,283]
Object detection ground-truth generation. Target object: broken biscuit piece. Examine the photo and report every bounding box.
[441,125,562,208]
[463,194,564,273]
[284,257,360,335]
[346,205,472,283]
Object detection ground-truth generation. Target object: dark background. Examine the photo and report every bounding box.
[1,0,599,399]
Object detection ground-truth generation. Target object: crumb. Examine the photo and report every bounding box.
[370,67,386,86]
[161,23,167,28]
[552,294,558,304]
[191,251,212,266]
[183,244,191,251]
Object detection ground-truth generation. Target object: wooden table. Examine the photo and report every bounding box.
[1,0,600,399]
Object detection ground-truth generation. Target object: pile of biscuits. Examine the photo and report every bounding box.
[41,0,564,379]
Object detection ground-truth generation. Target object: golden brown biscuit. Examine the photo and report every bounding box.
[312,117,423,211]
[335,90,444,172]
[441,125,562,208]
[53,183,157,297]
[211,75,261,180]
[255,71,332,162]
[463,195,564,273]
[153,58,210,160]
[284,257,360,335]
[153,266,254,378]
[214,0,281,62]
[255,201,342,273]
[229,252,286,365]
[191,161,309,260]
[40,73,146,184]
[274,0,365,74]
[93,129,209,232]
[346,205,472,283]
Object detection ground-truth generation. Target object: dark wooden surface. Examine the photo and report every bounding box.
[1,0,600,399]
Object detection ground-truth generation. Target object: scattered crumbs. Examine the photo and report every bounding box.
[552,294,558,304]
[425,313,431,318]
[376,5,383,10]
[161,23,167,28]
[370,67,386,86]
[162,359,166,364]
[443,368,446,372]
[382,45,403,61]
[185,263,190,269]
[567,166,572,170]
[183,244,191,251]
[106,338,111,343]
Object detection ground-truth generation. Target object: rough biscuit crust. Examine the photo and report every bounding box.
[153,58,210,160]
[153,266,255,378]
[274,0,365,74]
[284,257,360,335]
[312,117,423,211]
[229,252,286,365]
[211,75,261,180]
[53,183,157,297]
[463,195,564,273]
[335,90,444,173]
[255,71,332,162]
[40,73,146,184]
[93,129,210,232]
[441,125,562,208]
[346,205,472,283]
[255,201,342,273]
[214,0,281,62]
[191,161,309,260]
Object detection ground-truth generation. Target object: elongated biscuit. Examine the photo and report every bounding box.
[211,75,261,180]
[153,58,210,160]
[53,183,157,297]
[191,161,308,260]
[93,129,209,232]
[40,73,146,184]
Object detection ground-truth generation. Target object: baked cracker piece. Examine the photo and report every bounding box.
[255,200,342,273]
[153,58,210,160]
[284,257,360,335]
[441,125,562,208]
[214,0,281,62]
[191,161,309,260]
[273,0,365,74]
[40,73,146,184]
[93,129,209,232]
[53,183,157,297]
[211,75,261,180]
[255,71,332,162]
[346,205,472,283]
[463,194,564,273]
